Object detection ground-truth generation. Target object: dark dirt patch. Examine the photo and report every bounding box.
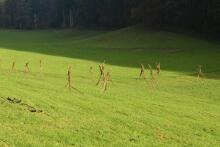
[0,97,43,113]
[115,110,129,116]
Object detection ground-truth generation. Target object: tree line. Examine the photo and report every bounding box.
[0,0,133,29]
[134,0,220,36]
[0,0,219,36]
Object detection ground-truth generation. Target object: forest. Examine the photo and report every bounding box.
[0,0,219,36]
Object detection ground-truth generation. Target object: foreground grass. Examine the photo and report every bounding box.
[0,27,220,146]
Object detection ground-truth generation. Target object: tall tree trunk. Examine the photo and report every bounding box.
[34,13,38,28]
[69,9,73,27]
[62,10,66,28]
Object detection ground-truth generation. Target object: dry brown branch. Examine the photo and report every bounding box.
[65,65,83,94]
[156,62,161,75]
[148,64,155,80]
[11,61,16,72]
[139,64,146,79]
[197,65,205,80]
[39,59,43,73]
[24,62,30,76]
[96,61,105,86]
[102,71,111,92]
[147,64,158,88]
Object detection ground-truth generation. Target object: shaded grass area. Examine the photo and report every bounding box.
[0,27,219,77]
[0,27,220,146]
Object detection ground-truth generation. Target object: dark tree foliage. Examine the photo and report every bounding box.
[133,0,220,36]
[0,0,131,29]
[0,0,219,36]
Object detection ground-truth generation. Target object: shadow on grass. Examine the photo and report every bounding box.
[0,28,219,80]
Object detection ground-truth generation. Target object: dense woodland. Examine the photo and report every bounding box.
[0,0,219,36]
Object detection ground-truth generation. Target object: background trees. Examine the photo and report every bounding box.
[0,0,219,36]
[132,0,220,36]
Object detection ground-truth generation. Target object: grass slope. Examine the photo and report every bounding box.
[0,27,220,147]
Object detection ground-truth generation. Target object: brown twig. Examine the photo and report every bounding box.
[197,65,205,80]
[24,62,30,76]
[39,59,43,73]
[11,61,16,72]
[96,61,105,86]
[65,65,84,94]
[156,62,161,75]
[139,64,146,79]
[102,71,111,92]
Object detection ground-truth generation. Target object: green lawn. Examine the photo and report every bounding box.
[0,27,220,147]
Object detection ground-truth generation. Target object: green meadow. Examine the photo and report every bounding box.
[0,26,220,147]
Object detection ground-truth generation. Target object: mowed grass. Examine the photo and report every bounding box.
[0,27,220,147]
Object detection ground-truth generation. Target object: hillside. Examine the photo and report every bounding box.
[0,27,220,146]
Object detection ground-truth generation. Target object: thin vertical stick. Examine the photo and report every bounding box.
[156,62,161,76]
[66,66,72,91]
[148,64,158,88]
[148,64,155,80]
[102,72,111,92]
[11,61,16,72]
[65,65,83,94]
[24,62,30,77]
[197,65,205,80]
[96,61,105,86]
[139,64,146,79]
[39,59,43,74]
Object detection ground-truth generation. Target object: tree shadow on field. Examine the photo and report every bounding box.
[0,28,219,80]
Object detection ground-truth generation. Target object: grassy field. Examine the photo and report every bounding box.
[0,26,220,147]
